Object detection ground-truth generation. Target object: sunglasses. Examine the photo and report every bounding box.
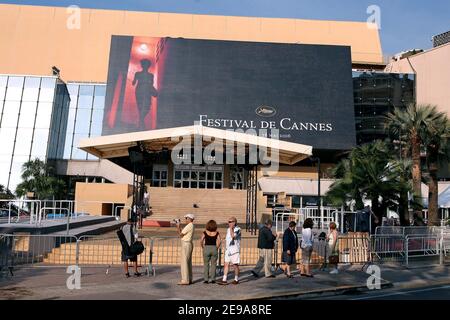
[228,221,235,223]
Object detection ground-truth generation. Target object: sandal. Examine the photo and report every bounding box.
[125,273,130,278]
[286,274,293,278]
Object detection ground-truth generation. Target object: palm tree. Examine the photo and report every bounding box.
[15,159,65,200]
[0,184,14,200]
[326,141,413,225]
[385,103,446,225]
[423,116,450,226]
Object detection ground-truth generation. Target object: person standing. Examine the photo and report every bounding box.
[327,222,339,274]
[218,217,241,285]
[177,213,195,285]
[251,219,277,278]
[200,220,221,284]
[120,219,140,278]
[280,221,298,278]
[300,218,314,277]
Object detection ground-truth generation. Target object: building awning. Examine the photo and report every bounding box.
[79,125,312,165]
[258,177,335,196]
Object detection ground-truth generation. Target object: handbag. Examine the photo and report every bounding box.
[329,254,339,265]
[130,241,145,256]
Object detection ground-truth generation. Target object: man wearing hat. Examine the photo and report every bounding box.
[176,213,195,285]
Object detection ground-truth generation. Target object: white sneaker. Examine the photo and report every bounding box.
[329,269,339,274]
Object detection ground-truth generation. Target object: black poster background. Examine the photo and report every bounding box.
[103,36,356,150]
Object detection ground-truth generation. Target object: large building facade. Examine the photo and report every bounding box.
[3,4,447,224]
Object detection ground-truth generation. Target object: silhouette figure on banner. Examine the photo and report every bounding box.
[132,59,158,130]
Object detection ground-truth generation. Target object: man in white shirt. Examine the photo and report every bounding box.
[218,216,241,285]
[177,213,195,285]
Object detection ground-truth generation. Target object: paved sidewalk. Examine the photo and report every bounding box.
[0,265,388,300]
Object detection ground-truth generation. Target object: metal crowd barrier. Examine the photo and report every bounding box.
[3,229,449,279]
[0,234,78,277]
[405,235,440,267]
[371,234,406,263]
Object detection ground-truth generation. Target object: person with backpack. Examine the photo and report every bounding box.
[119,219,141,278]
[300,218,314,278]
[280,221,298,278]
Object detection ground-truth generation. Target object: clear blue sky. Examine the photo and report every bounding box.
[2,0,449,55]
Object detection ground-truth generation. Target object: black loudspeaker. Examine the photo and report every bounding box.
[129,146,144,164]
[354,210,370,233]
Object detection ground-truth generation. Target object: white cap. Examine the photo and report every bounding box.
[184,213,195,220]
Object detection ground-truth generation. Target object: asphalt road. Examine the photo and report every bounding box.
[308,284,450,300]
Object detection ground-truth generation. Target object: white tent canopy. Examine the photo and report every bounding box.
[79,125,313,165]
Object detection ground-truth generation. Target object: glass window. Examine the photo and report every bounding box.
[35,102,53,129]
[0,128,16,156]
[291,196,301,208]
[266,194,278,208]
[174,171,181,180]
[78,85,94,108]
[18,101,38,128]
[66,107,76,136]
[9,158,28,192]
[0,76,7,100]
[67,84,79,97]
[14,128,33,156]
[78,94,93,109]
[30,128,49,158]
[22,77,41,102]
[5,77,24,101]
[39,78,56,102]
[71,134,88,160]
[90,108,104,136]
[75,108,92,134]
[93,86,106,109]
[63,132,73,159]
[1,101,20,128]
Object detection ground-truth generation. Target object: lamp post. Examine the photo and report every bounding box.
[310,156,321,227]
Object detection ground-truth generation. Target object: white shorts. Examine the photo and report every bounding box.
[225,249,240,265]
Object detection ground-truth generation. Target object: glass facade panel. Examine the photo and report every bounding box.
[63,83,105,160]
[1,101,20,127]
[90,108,104,136]
[22,77,41,102]
[0,128,16,156]
[5,76,24,101]
[31,128,49,158]
[35,102,53,129]
[71,134,88,160]
[0,75,68,192]
[74,108,92,134]
[39,78,57,102]
[0,76,7,100]
[14,128,33,156]
[18,101,38,128]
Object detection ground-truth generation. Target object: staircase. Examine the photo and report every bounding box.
[146,187,247,225]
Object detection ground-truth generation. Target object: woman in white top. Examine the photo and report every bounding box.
[327,222,339,274]
[300,218,314,277]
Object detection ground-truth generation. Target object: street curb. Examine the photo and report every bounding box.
[243,281,393,300]
[392,278,450,291]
